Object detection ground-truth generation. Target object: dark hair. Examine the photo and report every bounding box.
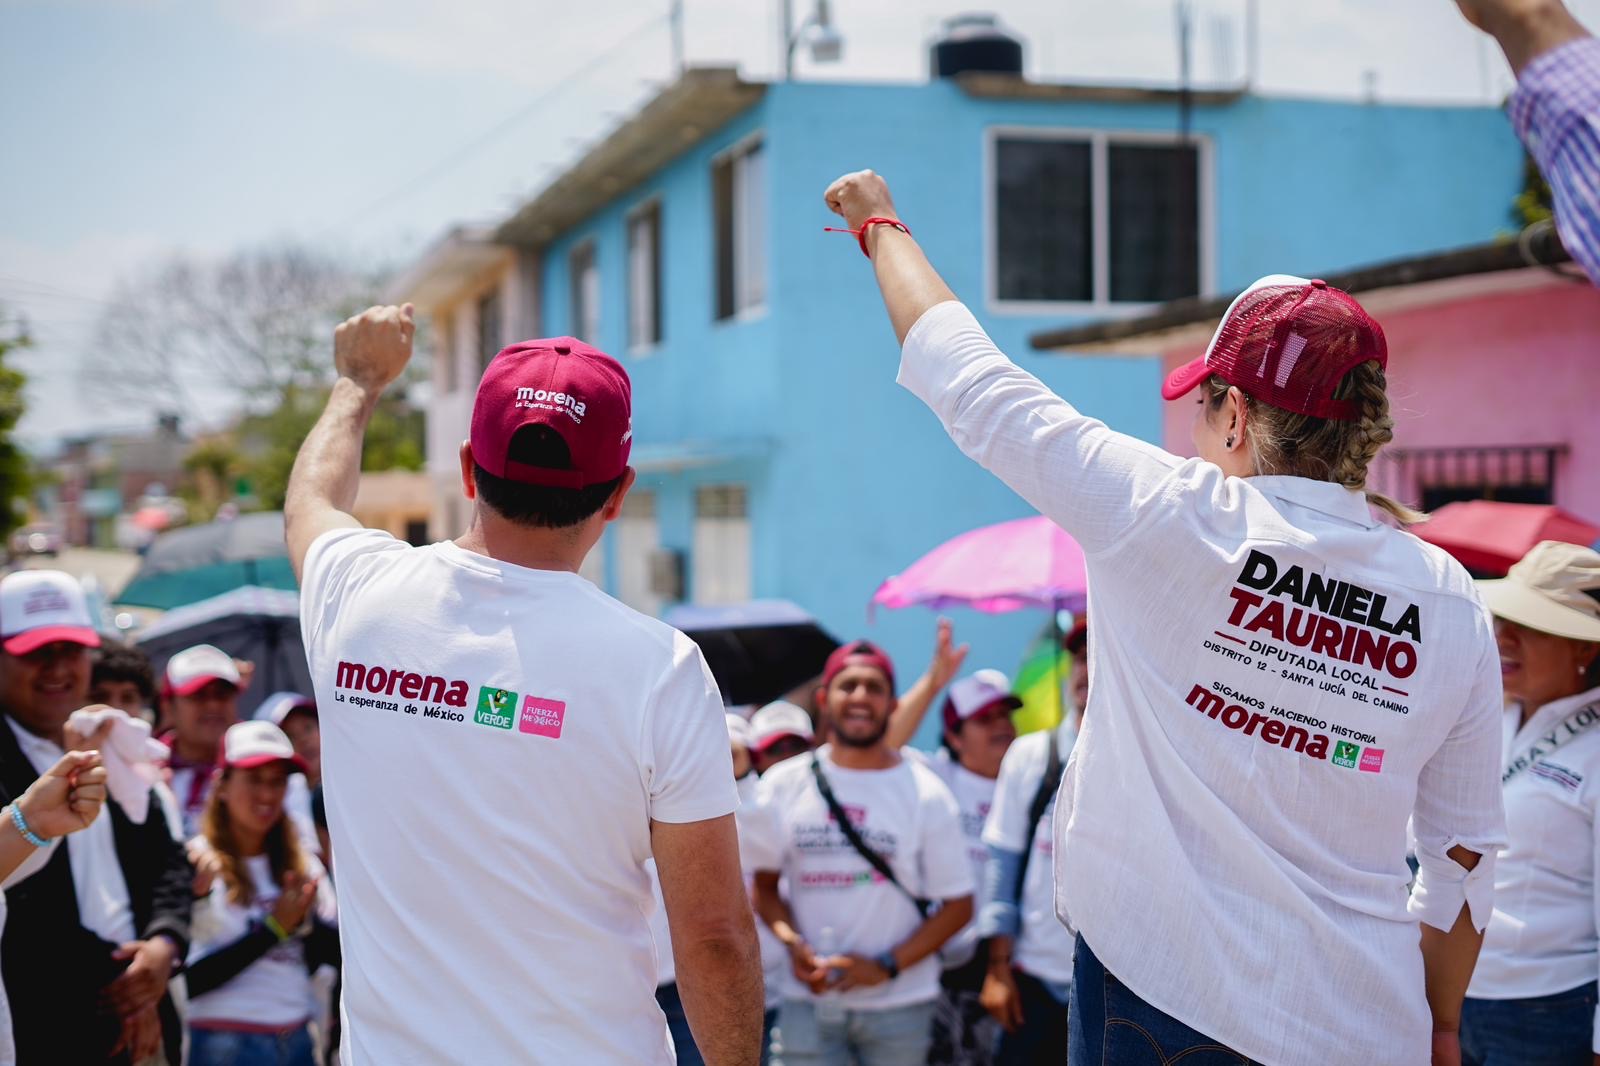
[91,640,156,703]
[473,425,625,530]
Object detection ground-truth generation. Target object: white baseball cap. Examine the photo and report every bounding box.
[257,691,316,728]
[0,570,100,657]
[165,644,242,697]
[749,701,815,753]
[725,713,754,749]
[944,669,1023,728]
[220,720,307,772]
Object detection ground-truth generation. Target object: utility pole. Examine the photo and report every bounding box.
[670,0,685,75]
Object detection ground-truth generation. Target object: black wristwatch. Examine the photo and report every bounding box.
[873,950,900,979]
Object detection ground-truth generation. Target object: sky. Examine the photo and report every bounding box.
[3,0,1596,447]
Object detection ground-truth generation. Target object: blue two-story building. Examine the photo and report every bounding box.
[394,31,1523,719]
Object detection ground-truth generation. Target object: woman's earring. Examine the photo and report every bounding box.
[1225,436,1235,448]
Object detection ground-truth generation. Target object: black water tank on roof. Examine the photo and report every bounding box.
[931,14,1023,78]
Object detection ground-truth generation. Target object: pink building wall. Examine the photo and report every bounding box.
[1157,277,1600,521]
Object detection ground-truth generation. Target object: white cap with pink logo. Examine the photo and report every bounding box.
[0,570,100,656]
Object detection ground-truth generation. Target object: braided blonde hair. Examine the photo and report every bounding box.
[1204,363,1426,525]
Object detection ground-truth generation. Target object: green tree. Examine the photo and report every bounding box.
[0,315,32,541]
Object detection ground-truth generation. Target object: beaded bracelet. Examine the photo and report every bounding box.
[8,804,48,848]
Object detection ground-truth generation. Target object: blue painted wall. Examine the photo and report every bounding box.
[538,78,1522,740]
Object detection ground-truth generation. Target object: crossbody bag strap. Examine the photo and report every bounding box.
[1503,698,1600,786]
[1014,731,1064,906]
[809,754,931,920]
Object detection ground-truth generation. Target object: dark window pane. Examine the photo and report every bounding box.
[995,138,1091,302]
[477,290,502,370]
[713,158,735,320]
[1108,143,1199,303]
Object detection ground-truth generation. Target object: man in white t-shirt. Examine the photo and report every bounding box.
[749,640,975,1066]
[284,304,762,1065]
[978,619,1087,1064]
[907,669,1018,1066]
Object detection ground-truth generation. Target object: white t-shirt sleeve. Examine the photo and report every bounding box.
[740,773,788,874]
[897,301,1183,555]
[983,736,1040,853]
[643,637,739,825]
[1408,617,1508,932]
[299,527,408,647]
[919,773,978,900]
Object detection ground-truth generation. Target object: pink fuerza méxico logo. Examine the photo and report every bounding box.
[1359,748,1384,773]
[519,696,566,739]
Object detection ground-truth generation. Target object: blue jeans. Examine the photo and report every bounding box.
[777,997,937,1066]
[1461,982,1598,1066]
[1069,936,1255,1065]
[189,1024,316,1066]
[658,982,707,1066]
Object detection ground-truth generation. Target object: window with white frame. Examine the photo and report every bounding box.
[570,240,600,342]
[692,484,750,604]
[992,131,1203,306]
[713,139,766,320]
[615,490,662,615]
[627,203,662,349]
[477,289,502,370]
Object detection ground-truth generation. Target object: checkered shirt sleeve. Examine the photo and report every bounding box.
[1510,36,1600,284]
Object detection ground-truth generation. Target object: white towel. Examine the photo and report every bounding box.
[65,707,169,825]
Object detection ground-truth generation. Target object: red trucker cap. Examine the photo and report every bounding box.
[470,337,633,488]
[1160,275,1387,421]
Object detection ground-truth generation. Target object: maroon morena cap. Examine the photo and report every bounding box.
[470,337,633,488]
[1160,275,1387,422]
[821,640,897,691]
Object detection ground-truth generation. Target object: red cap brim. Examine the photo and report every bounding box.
[172,674,240,698]
[1160,356,1213,401]
[752,731,810,754]
[2,626,101,657]
[225,753,307,773]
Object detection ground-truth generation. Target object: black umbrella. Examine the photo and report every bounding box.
[117,512,295,610]
[134,586,309,719]
[663,600,840,707]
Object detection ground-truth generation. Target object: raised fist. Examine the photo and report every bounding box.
[824,170,899,233]
[335,303,415,394]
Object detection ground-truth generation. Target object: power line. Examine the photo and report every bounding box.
[346,10,670,225]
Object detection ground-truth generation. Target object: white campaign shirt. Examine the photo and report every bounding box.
[186,847,337,1028]
[901,302,1507,1066]
[906,747,995,967]
[982,723,1078,984]
[1469,687,1600,1048]
[745,746,975,1011]
[731,772,790,1010]
[301,529,737,1066]
[6,719,137,946]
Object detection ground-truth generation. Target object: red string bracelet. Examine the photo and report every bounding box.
[824,216,912,258]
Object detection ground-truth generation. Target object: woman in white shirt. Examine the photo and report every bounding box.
[823,170,1507,1066]
[1463,541,1600,1066]
[186,721,337,1066]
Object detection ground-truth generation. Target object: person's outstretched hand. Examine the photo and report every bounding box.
[335,303,416,396]
[824,170,899,233]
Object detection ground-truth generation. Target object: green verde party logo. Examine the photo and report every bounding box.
[475,687,517,730]
[1332,741,1361,769]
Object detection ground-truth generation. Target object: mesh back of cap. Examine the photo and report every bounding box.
[1206,283,1387,420]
